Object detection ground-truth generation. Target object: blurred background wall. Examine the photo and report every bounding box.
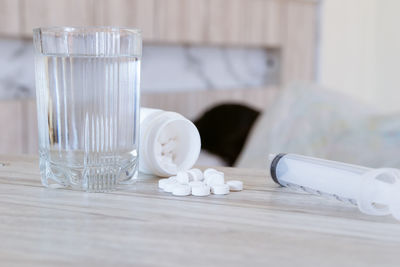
[1,0,400,167]
[319,0,400,113]
[0,0,318,156]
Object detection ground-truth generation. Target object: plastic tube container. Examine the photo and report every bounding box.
[139,108,201,177]
[269,153,400,220]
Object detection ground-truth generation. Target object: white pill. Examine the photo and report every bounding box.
[203,168,219,178]
[204,170,224,183]
[189,181,204,188]
[226,180,243,191]
[187,168,204,181]
[191,185,210,196]
[158,178,170,189]
[211,184,230,195]
[206,173,225,186]
[164,180,178,193]
[168,176,178,182]
[172,184,191,196]
[176,171,190,184]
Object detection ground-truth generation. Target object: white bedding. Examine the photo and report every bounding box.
[235,83,400,169]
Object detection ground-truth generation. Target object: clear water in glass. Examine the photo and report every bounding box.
[33,27,141,192]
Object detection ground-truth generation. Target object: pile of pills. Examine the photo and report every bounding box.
[158,168,243,197]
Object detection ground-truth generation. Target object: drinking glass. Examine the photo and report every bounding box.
[33,27,141,192]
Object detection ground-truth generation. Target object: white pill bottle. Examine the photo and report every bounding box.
[139,108,201,177]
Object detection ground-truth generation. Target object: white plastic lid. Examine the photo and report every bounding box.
[140,109,201,177]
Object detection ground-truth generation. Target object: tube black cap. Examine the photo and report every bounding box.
[270,153,286,186]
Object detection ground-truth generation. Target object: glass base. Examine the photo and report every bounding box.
[39,152,138,192]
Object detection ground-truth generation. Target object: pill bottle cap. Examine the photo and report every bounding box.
[139,108,201,177]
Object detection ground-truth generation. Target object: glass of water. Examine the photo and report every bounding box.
[33,27,141,192]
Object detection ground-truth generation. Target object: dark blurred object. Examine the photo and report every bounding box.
[194,104,260,166]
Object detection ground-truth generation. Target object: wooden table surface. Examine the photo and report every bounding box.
[0,155,400,266]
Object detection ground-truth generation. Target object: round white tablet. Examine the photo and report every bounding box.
[168,175,178,182]
[172,184,191,196]
[176,171,190,184]
[203,168,219,178]
[204,171,224,183]
[226,180,243,191]
[188,168,204,181]
[206,173,225,186]
[189,181,204,188]
[191,185,210,196]
[211,184,230,195]
[164,180,178,193]
[158,178,170,189]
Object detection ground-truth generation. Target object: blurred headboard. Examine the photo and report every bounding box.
[140,0,318,119]
[0,0,318,154]
[142,87,280,120]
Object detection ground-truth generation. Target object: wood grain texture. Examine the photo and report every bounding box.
[0,154,399,266]
[153,0,182,42]
[96,0,155,40]
[0,0,21,36]
[207,0,242,45]
[281,0,317,84]
[0,100,38,154]
[2,0,317,53]
[153,0,283,46]
[239,0,283,46]
[263,0,284,46]
[180,0,209,43]
[0,101,24,153]
[21,0,95,36]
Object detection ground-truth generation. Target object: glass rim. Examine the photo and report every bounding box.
[33,26,142,35]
